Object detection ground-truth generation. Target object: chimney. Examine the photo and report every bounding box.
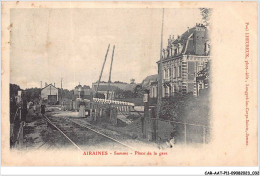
[172,35,174,40]
[45,82,47,87]
[177,35,180,40]
[187,27,190,32]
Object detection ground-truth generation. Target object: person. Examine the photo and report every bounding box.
[27,100,33,110]
[10,97,18,147]
[33,102,37,113]
[169,137,175,147]
[21,99,28,122]
[41,104,46,116]
[10,97,18,124]
[78,101,86,117]
[36,103,41,117]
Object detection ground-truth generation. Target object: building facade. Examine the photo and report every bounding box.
[153,23,211,97]
[41,84,59,104]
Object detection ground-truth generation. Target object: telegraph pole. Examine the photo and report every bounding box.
[155,8,164,142]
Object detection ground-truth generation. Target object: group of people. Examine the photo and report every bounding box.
[10,96,46,147]
[27,100,46,117]
[10,97,46,123]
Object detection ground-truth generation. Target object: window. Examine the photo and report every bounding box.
[198,65,203,72]
[178,66,181,77]
[165,69,168,79]
[174,67,176,78]
[171,65,174,78]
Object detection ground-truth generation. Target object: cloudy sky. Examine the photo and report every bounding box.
[10,8,202,90]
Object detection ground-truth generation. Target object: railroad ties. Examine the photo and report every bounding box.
[43,114,135,151]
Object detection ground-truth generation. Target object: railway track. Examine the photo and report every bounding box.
[43,115,135,151]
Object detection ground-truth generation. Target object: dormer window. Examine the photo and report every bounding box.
[205,40,210,55]
[174,48,177,56]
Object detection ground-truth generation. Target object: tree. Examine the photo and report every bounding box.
[130,79,135,84]
[58,88,74,100]
[23,88,41,102]
[114,88,135,99]
[95,92,105,99]
[199,8,212,26]
[133,85,144,98]
[10,84,22,98]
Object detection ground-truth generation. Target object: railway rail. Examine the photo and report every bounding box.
[43,115,135,151]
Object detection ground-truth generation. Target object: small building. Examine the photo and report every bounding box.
[141,74,158,98]
[41,84,59,104]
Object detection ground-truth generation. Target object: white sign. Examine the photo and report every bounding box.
[143,94,148,103]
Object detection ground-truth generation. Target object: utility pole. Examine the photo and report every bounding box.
[61,78,63,103]
[96,44,110,97]
[107,45,115,100]
[155,8,164,142]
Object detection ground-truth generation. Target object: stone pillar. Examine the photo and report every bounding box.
[93,109,97,121]
[90,109,94,121]
[143,90,150,138]
[100,108,103,119]
[110,107,118,126]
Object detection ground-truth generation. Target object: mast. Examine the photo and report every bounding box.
[61,78,63,103]
[156,8,164,142]
[96,44,110,97]
[107,45,115,100]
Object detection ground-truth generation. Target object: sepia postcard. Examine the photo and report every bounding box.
[1,1,258,166]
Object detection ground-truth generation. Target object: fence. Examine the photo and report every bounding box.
[10,107,25,148]
[62,98,135,113]
[143,107,210,144]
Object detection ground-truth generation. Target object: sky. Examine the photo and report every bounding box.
[10,8,203,90]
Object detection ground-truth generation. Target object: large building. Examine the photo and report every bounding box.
[151,23,210,97]
[41,84,59,104]
[92,81,137,99]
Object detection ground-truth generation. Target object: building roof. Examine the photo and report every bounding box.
[41,84,58,90]
[172,27,196,46]
[97,85,118,91]
[142,74,158,89]
[92,82,136,91]
[163,23,209,59]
